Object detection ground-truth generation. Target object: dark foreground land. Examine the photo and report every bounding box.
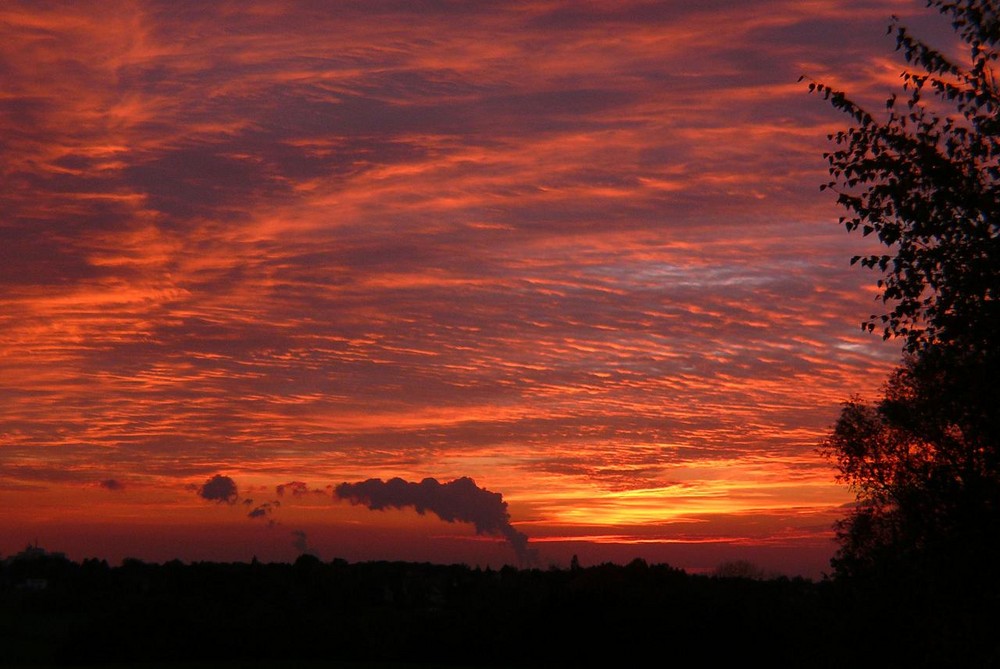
[1,551,996,668]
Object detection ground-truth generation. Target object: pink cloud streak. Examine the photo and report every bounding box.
[0,0,952,575]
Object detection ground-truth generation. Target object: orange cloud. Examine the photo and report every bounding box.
[2,0,945,576]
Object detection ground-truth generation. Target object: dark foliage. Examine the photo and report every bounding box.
[808,0,1000,600]
[822,355,1000,582]
[1,552,996,668]
[807,0,1000,355]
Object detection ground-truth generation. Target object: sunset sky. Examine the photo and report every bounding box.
[0,1,961,577]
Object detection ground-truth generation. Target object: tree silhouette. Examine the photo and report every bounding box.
[821,356,999,583]
[808,0,999,355]
[809,1,1000,588]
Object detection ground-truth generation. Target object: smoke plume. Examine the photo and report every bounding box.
[292,529,310,554]
[334,476,534,564]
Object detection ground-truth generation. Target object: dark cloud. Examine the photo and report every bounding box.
[247,500,279,520]
[276,481,306,496]
[0,224,109,286]
[335,477,535,565]
[123,146,275,220]
[198,475,239,504]
[276,481,324,497]
[98,479,124,491]
[192,476,283,523]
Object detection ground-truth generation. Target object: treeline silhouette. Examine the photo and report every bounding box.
[2,548,994,667]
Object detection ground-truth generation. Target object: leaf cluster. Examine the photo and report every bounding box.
[805,0,1000,354]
